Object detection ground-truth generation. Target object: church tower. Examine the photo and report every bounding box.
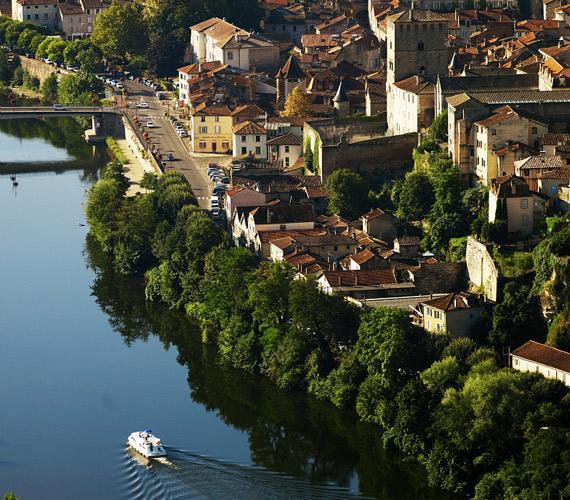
[276,55,307,110]
[386,8,449,133]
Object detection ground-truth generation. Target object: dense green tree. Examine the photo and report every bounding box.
[46,39,66,64]
[396,171,434,221]
[427,110,448,143]
[58,71,104,105]
[92,1,148,60]
[489,281,546,350]
[325,168,369,219]
[113,195,157,274]
[85,178,124,252]
[40,73,58,101]
[17,27,39,52]
[29,33,45,55]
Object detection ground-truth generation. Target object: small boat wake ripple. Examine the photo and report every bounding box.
[116,446,366,499]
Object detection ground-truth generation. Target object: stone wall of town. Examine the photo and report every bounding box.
[122,116,162,175]
[465,236,500,302]
[18,56,63,84]
[319,132,417,180]
[410,261,467,295]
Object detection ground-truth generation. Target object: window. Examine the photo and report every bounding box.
[222,141,230,149]
[522,214,529,226]
[280,224,287,230]
[282,25,285,31]
[520,198,528,209]
[514,358,519,366]
[293,25,297,32]
[227,51,233,60]
[199,141,207,148]
[491,128,496,135]
[255,146,261,155]
[34,13,39,19]
[199,126,207,133]
[26,14,30,19]
[44,12,48,18]
[213,126,220,134]
[214,116,219,122]
[285,157,289,166]
[200,116,206,122]
[284,145,289,153]
[255,135,260,142]
[436,324,441,332]
[241,135,246,142]
[86,8,90,13]
[531,126,537,134]
[241,147,247,154]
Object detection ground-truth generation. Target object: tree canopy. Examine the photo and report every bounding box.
[325,169,369,220]
[282,87,313,118]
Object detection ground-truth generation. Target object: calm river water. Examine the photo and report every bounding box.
[0,118,445,499]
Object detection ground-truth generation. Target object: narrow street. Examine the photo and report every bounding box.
[122,81,213,208]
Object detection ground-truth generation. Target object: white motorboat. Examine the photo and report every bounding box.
[127,430,167,458]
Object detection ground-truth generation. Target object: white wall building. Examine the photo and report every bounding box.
[511,340,570,386]
[232,121,267,158]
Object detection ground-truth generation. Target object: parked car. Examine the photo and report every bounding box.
[212,184,227,194]
[52,104,66,111]
[211,208,220,219]
[177,129,187,137]
[167,152,174,161]
[136,102,150,109]
[146,121,156,128]
[210,197,220,210]
[220,176,230,184]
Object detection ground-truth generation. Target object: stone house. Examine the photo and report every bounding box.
[190,103,233,154]
[474,106,548,186]
[393,235,421,258]
[361,208,400,243]
[511,340,570,386]
[190,17,279,72]
[12,0,59,29]
[317,269,415,299]
[390,75,434,134]
[266,133,302,170]
[414,292,485,338]
[232,121,267,159]
[488,175,534,236]
[224,185,268,222]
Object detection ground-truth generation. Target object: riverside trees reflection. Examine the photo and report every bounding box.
[84,234,448,500]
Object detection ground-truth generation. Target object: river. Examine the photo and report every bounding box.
[0,117,445,499]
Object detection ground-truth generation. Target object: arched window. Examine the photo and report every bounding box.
[419,65,426,75]
[418,41,425,51]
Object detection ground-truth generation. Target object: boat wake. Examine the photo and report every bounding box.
[116,447,366,499]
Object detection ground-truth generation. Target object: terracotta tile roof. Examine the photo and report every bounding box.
[191,17,224,32]
[178,61,223,75]
[350,248,376,265]
[421,292,475,311]
[304,186,327,198]
[517,154,564,170]
[17,0,57,5]
[250,203,314,225]
[316,14,347,31]
[393,75,434,94]
[396,235,420,246]
[277,54,306,80]
[301,34,338,48]
[321,269,398,287]
[231,103,266,117]
[387,8,448,23]
[362,208,386,220]
[538,168,570,180]
[191,102,232,116]
[232,120,266,134]
[513,340,570,373]
[266,133,302,146]
[270,236,295,250]
[59,2,84,14]
[543,133,570,146]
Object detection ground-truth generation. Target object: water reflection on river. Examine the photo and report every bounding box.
[0,117,446,499]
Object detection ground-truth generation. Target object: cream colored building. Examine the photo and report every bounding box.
[488,175,534,236]
[13,0,59,29]
[390,75,434,134]
[511,340,570,386]
[190,17,279,72]
[190,103,233,154]
[416,292,484,338]
[474,106,547,186]
[232,121,267,159]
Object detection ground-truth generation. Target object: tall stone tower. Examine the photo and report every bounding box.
[386,8,449,133]
[276,55,307,111]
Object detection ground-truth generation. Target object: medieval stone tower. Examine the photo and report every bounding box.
[386,8,449,132]
[276,55,307,110]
